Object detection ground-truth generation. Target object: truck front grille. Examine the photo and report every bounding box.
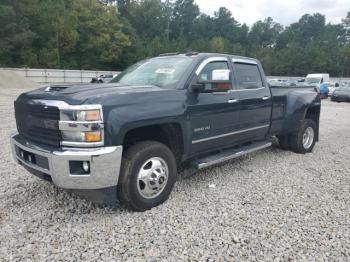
[14,101,61,147]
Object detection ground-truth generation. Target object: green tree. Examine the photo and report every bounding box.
[73,0,130,69]
[213,7,240,43]
[209,36,225,53]
[341,12,350,44]
[0,0,37,67]
[0,1,350,76]
[171,0,199,38]
[249,17,283,48]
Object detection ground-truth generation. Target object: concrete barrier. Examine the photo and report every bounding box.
[1,68,349,85]
[0,68,120,84]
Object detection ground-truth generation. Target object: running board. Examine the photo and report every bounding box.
[196,141,272,169]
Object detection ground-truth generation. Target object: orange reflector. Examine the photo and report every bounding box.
[85,110,101,121]
[85,131,102,142]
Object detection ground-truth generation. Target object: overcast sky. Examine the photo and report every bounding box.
[195,0,350,26]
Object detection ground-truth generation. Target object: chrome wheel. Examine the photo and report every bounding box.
[302,127,314,149]
[137,157,169,199]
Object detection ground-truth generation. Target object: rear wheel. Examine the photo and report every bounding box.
[118,141,177,211]
[289,119,317,154]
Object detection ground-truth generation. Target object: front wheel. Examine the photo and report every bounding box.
[118,141,177,211]
[290,119,317,154]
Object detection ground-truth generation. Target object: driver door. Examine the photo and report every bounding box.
[186,57,240,155]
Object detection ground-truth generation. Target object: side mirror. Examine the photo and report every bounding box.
[190,69,232,93]
[212,69,230,81]
[190,82,205,93]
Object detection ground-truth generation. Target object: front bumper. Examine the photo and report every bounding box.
[10,133,123,190]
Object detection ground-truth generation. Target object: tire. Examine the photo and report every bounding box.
[277,135,291,150]
[118,141,177,211]
[289,119,317,154]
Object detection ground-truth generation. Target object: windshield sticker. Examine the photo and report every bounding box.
[155,68,175,74]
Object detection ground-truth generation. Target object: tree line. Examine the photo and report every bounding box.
[1,0,350,76]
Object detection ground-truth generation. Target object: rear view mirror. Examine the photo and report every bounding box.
[212,69,231,81]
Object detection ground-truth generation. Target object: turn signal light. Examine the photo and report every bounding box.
[85,131,102,142]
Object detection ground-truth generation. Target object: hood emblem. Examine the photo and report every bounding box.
[45,86,51,92]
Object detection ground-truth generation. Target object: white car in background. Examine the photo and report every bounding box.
[90,74,118,83]
[305,74,330,85]
[327,82,339,97]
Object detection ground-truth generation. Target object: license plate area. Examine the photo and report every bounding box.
[15,145,50,171]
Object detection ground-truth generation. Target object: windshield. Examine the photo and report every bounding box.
[111,57,194,88]
[306,78,321,84]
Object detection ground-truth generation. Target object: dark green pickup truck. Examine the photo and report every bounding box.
[11,53,321,211]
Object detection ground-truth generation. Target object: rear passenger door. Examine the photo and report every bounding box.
[232,60,272,142]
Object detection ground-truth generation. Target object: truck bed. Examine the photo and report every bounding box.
[269,85,321,137]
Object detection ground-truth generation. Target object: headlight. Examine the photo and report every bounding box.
[60,108,102,122]
[76,110,101,121]
[59,105,104,147]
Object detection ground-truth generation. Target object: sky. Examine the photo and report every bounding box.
[194,0,350,26]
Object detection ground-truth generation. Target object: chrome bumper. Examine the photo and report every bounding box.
[10,133,123,190]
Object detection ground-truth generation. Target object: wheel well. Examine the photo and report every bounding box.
[305,106,320,140]
[305,106,320,123]
[123,123,184,163]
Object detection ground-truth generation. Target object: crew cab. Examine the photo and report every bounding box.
[11,53,321,211]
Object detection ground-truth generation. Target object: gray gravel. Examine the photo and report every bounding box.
[1,87,350,261]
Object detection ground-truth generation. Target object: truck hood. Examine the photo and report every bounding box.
[20,83,170,104]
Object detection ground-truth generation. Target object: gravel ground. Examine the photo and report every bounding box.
[0,87,349,261]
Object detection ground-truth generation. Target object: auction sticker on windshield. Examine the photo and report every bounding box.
[155,68,175,74]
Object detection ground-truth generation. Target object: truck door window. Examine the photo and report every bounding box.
[198,61,232,91]
[234,63,263,90]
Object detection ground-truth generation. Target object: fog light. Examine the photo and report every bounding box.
[82,161,90,173]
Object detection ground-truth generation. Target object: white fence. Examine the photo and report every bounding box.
[0,68,120,84]
[1,67,349,84]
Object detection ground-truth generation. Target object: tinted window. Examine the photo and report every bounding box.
[198,61,231,91]
[234,63,263,89]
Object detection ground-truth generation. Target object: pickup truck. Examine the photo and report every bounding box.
[11,53,321,211]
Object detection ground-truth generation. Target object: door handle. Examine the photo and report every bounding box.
[262,96,270,100]
[228,99,238,103]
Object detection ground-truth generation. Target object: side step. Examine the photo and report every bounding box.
[196,141,272,169]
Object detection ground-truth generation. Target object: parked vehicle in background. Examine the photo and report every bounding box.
[11,53,321,211]
[90,74,116,83]
[331,84,350,102]
[306,73,330,99]
[306,74,330,84]
[268,79,308,87]
[327,82,339,97]
[268,79,288,86]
